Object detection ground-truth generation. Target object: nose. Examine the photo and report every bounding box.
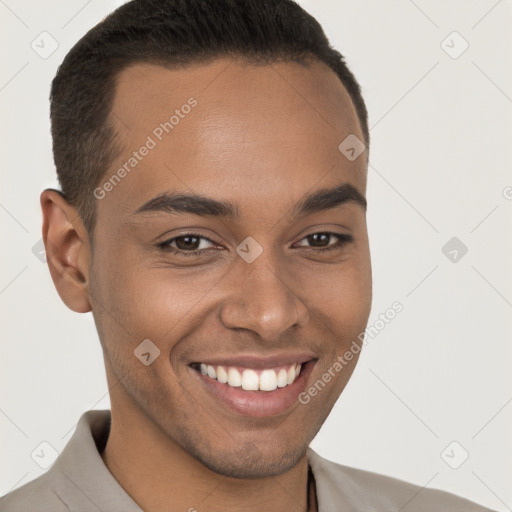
[219,251,309,342]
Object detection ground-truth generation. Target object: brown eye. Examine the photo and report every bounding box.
[306,233,331,247]
[157,233,218,256]
[295,232,353,252]
[174,235,201,251]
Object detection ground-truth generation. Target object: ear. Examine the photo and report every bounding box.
[41,189,92,313]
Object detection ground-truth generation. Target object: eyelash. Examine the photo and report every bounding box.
[156,231,353,257]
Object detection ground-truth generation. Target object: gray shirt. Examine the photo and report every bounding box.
[0,409,495,511]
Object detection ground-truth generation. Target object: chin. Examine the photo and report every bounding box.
[184,437,308,479]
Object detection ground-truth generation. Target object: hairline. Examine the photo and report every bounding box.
[85,53,368,240]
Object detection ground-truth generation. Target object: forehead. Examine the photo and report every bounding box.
[100,58,366,221]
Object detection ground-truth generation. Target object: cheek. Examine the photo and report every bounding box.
[126,269,223,337]
[302,257,372,322]
[304,259,372,385]
[339,264,372,325]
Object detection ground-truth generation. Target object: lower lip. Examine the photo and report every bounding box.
[191,361,315,418]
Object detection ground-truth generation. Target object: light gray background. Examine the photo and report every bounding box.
[1,1,510,510]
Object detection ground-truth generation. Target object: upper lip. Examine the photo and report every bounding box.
[190,352,317,369]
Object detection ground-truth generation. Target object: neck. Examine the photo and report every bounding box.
[101,394,316,512]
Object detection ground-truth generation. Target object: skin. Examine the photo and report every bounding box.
[41,57,372,512]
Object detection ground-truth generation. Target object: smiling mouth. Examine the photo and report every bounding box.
[189,357,317,417]
[191,362,302,391]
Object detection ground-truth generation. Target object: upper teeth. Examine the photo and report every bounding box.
[198,363,302,391]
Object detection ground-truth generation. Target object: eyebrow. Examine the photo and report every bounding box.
[133,182,367,219]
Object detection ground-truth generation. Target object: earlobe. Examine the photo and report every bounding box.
[40,189,92,313]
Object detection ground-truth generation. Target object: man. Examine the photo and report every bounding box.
[0,0,497,511]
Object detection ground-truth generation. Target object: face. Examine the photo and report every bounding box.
[87,58,372,478]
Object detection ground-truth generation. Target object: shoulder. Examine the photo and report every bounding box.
[0,409,109,512]
[308,449,496,512]
[0,470,69,512]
